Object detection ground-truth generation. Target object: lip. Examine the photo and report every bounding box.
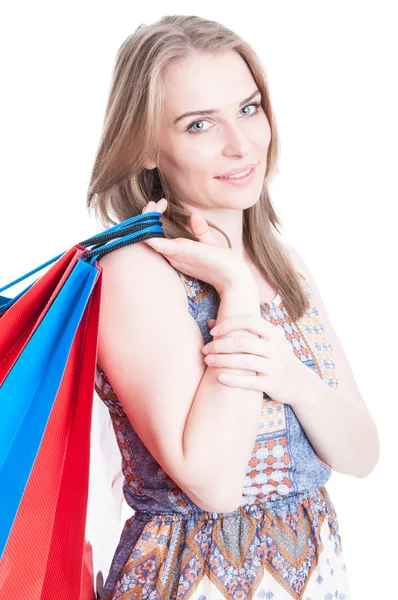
[215,166,256,186]
[215,162,258,178]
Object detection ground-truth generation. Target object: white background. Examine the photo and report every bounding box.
[0,2,396,598]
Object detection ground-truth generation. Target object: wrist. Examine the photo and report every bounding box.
[217,278,261,319]
[287,359,319,409]
[219,269,258,298]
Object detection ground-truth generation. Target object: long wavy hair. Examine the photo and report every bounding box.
[86,14,310,321]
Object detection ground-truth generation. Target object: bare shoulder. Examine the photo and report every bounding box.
[96,240,189,314]
[285,243,370,414]
[97,239,184,285]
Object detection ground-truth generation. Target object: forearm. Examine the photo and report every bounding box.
[292,363,380,478]
[182,280,263,512]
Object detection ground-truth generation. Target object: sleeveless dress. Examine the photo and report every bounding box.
[94,267,352,600]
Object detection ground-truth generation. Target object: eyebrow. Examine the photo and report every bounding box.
[173,89,261,125]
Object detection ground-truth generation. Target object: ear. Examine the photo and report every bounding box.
[142,159,157,170]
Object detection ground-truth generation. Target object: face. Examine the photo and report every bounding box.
[148,51,271,216]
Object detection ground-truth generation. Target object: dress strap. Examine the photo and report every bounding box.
[294,271,339,389]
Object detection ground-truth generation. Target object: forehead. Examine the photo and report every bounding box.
[161,52,257,119]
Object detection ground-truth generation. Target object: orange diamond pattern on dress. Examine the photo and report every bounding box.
[260,303,311,364]
[243,436,293,506]
[259,398,286,433]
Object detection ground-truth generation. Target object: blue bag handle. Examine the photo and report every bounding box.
[0,211,165,313]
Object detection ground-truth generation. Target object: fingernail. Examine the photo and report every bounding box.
[210,327,218,335]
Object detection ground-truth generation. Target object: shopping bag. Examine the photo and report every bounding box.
[0,211,165,599]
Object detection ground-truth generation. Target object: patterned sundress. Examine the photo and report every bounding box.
[94,267,352,600]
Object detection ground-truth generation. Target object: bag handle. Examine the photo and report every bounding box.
[83,213,165,264]
[0,211,164,312]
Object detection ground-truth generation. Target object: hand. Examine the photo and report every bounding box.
[140,198,255,295]
[202,313,309,406]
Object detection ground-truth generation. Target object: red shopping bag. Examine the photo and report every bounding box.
[0,212,164,599]
[0,245,100,599]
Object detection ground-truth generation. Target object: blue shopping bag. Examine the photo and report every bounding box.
[0,210,165,600]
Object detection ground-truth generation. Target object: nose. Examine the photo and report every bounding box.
[221,121,251,157]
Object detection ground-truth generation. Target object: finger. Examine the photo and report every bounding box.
[142,235,181,255]
[204,352,264,373]
[142,200,156,214]
[190,212,219,245]
[217,373,264,391]
[142,198,168,214]
[141,199,168,250]
[202,336,269,358]
[209,314,275,338]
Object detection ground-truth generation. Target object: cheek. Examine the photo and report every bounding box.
[179,135,216,163]
[174,142,214,176]
[255,116,272,149]
[158,145,189,177]
[160,146,210,191]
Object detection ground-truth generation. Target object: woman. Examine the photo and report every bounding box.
[88,14,379,600]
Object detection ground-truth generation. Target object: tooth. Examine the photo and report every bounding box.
[223,168,251,179]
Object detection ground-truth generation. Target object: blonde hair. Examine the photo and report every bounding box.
[86,14,310,320]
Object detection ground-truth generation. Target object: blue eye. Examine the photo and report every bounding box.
[186,101,262,135]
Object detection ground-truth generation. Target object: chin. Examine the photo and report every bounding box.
[244,196,261,210]
[239,189,263,207]
[221,195,260,211]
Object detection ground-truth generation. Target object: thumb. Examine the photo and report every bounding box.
[190,213,219,245]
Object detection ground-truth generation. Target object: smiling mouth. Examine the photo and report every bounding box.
[216,167,254,180]
[215,166,257,184]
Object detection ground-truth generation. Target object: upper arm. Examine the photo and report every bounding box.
[96,241,207,502]
[286,243,370,414]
